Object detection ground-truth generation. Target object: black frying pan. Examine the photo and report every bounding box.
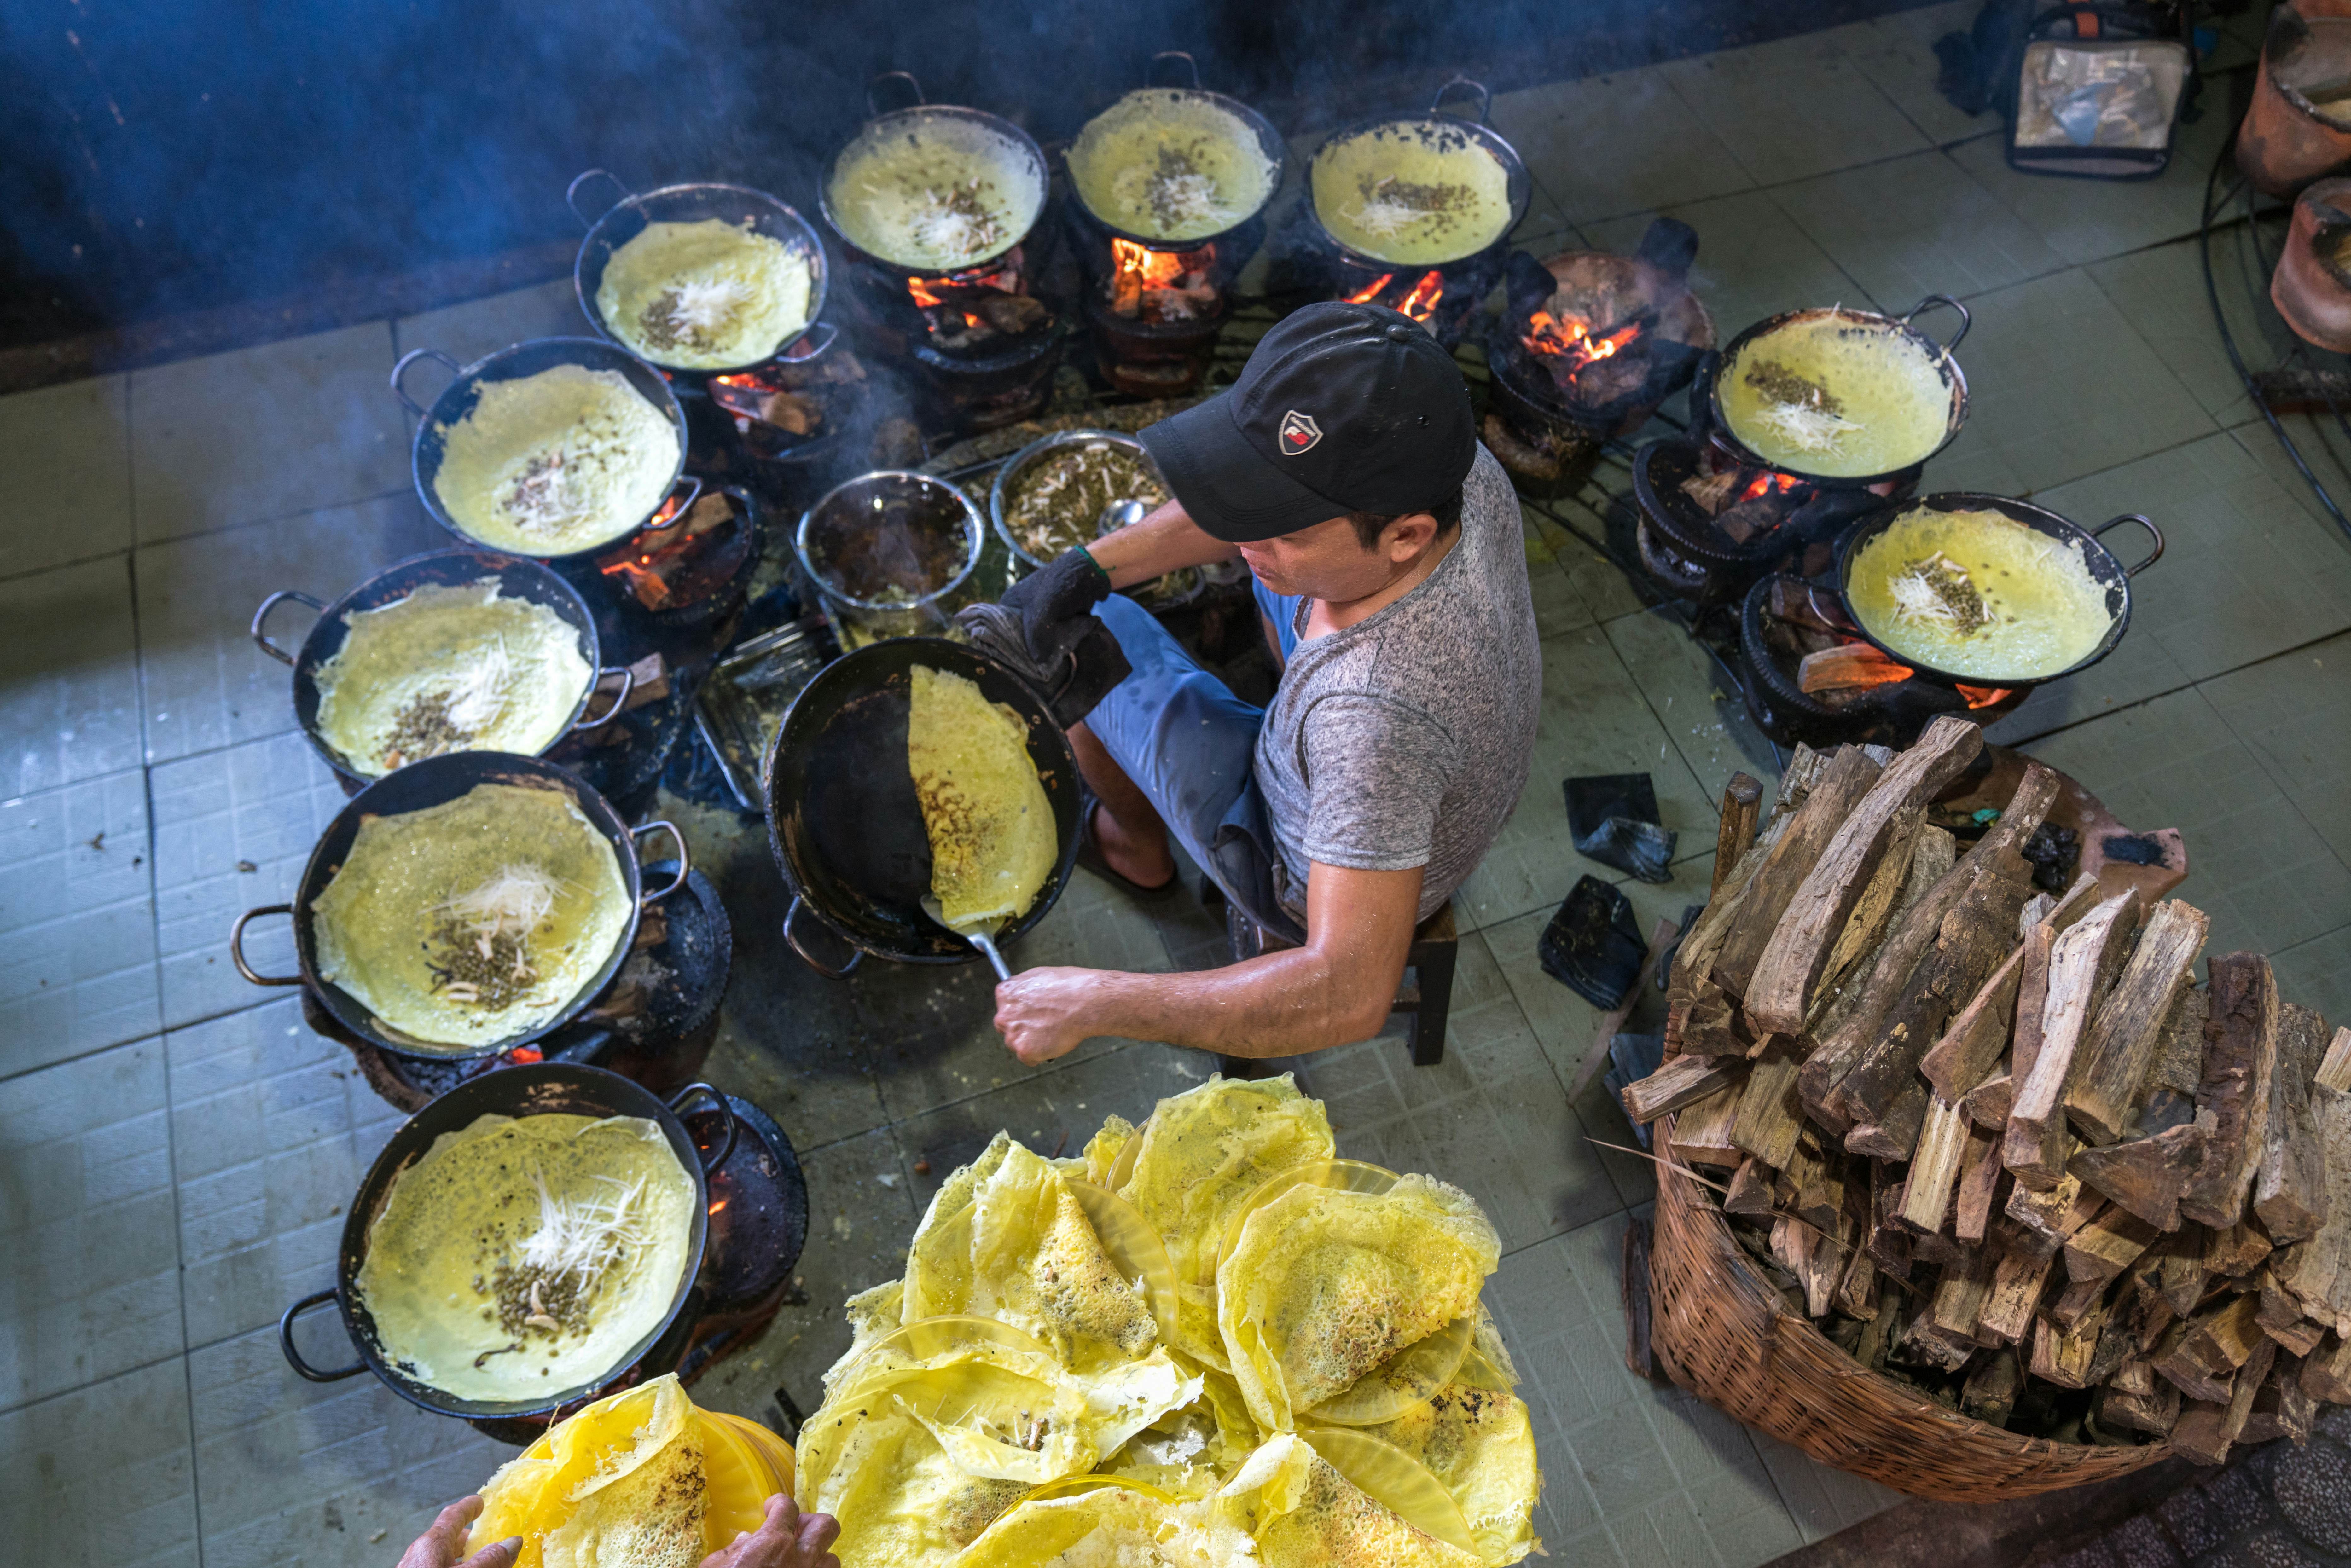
[761,638,1080,976]
[249,548,633,793]
[1835,492,2163,688]
[229,750,688,1061]
[1304,78,1533,269]
[276,1062,735,1423]
[390,336,697,562]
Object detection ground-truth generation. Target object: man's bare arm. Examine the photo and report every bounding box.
[1086,498,1243,589]
[992,861,1423,1062]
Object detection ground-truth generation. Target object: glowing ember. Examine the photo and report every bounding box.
[1958,684,2015,709]
[1340,269,1445,325]
[1343,272,1394,304]
[1107,237,1218,321]
[1736,471,1803,504]
[1523,309,1645,373]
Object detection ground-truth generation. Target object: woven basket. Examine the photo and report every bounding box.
[1647,1113,2171,1501]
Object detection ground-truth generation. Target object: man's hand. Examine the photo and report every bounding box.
[993,966,1106,1065]
[700,1495,840,1568]
[396,1498,519,1568]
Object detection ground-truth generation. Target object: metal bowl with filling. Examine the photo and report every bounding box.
[1307,79,1529,267]
[277,1062,737,1425]
[1066,67,1285,244]
[1838,493,2164,686]
[989,430,1199,610]
[252,550,632,790]
[570,171,830,374]
[1710,298,1971,486]
[394,338,690,561]
[821,74,1048,275]
[795,469,985,647]
[230,751,689,1061]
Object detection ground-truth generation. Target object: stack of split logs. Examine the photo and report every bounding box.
[1622,715,2350,1467]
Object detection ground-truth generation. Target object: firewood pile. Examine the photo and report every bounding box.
[1622,715,2351,1467]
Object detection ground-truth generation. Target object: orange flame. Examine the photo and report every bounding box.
[905,275,988,331]
[1343,273,1395,304]
[1958,685,2015,709]
[1524,309,1645,372]
[1112,237,1190,290]
[1396,271,1443,323]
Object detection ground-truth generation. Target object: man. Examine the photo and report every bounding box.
[396,1494,839,1568]
[970,302,1540,1065]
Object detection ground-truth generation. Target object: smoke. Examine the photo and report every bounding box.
[0,0,1929,335]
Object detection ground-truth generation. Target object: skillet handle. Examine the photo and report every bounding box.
[867,70,924,116]
[1147,50,1200,89]
[566,168,633,228]
[390,348,461,420]
[1431,76,1491,124]
[572,665,637,733]
[650,475,705,532]
[784,895,863,978]
[778,320,840,363]
[2093,514,2164,575]
[230,906,303,987]
[279,1288,367,1382]
[631,822,692,905]
[250,590,325,666]
[670,1082,739,1173]
[1900,294,1971,354]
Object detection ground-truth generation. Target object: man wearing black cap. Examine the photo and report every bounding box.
[962,302,1540,1065]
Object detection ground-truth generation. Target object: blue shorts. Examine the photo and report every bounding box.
[1082,587,1306,941]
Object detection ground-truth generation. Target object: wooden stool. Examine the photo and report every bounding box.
[1215,893,1459,1068]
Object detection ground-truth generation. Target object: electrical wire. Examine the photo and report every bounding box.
[2199,123,2351,538]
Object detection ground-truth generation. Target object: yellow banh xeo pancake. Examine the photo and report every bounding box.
[954,1481,1258,1567]
[1846,506,2116,681]
[1068,90,1279,242]
[1310,121,1512,266]
[311,782,631,1049]
[1717,310,1954,477]
[312,579,594,778]
[827,119,1042,272]
[1116,1076,1336,1369]
[801,1411,1032,1568]
[908,664,1057,928]
[1217,1175,1499,1432]
[1221,1432,1482,1568]
[1365,1351,1541,1566]
[595,219,815,369]
[354,1112,696,1404]
[433,364,680,555]
[475,1375,704,1568]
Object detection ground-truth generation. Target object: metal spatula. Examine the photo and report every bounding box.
[922,894,1012,980]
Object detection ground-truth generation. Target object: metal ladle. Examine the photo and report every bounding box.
[920,894,1013,980]
[1097,498,1147,536]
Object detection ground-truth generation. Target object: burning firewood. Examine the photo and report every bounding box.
[1621,723,2347,1463]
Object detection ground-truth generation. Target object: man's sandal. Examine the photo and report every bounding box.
[1074,782,1182,900]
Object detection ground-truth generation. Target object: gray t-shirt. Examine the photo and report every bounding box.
[1255,443,1540,923]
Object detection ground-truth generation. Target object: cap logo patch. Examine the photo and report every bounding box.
[1277,410,1324,455]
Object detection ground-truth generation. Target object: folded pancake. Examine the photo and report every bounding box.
[311,782,631,1049]
[1364,1340,1541,1566]
[596,218,814,370]
[1216,1175,1498,1431]
[476,1375,702,1568]
[824,1279,910,1395]
[313,579,594,777]
[1220,1432,1482,1568]
[434,364,680,555]
[1116,1076,1336,1369]
[954,1480,1257,1567]
[354,1111,695,1403]
[801,1410,1033,1568]
[908,665,1056,929]
[903,1136,1160,1362]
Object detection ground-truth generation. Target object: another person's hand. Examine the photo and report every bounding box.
[700,1495,840,1568]
[397,1498,519,1568]
[993,967,1100,1065]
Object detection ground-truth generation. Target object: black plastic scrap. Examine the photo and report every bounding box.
[1538,874,1648,1010]
[1565,772,1676,884]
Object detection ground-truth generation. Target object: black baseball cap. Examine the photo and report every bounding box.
[1137,301,1475,544]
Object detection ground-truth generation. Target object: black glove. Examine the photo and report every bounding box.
[954,548,1132,728]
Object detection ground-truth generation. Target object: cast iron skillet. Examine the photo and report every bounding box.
[1064,53,1289,247]
[248,548,634,793]
[1835,492,2164,687]
[1705,298,1972,490]
[389,336,697,562]
[229,750,688,1061]
[818,72,1050,280]
[566,171,833,382]
[276,1062,736,1423]
[1304,78,1532,269]
[762,638,1080,976]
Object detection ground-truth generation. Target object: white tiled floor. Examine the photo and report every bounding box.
[3,12,2350,1568]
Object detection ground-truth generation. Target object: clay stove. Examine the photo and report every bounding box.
[838,243,1069,432]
